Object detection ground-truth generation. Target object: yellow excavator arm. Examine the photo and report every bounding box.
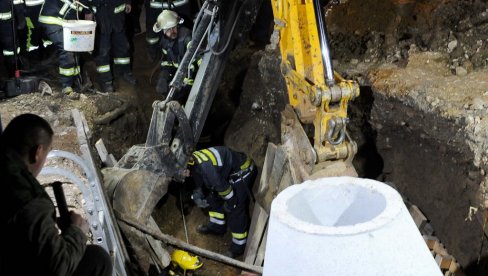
[272,0,360,163]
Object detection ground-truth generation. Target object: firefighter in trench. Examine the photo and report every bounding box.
[187,146,257,258]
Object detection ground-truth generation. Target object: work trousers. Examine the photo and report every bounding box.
[25,4,45,61]
[95,30,131,84]
[206,165,256,254]
[42,23,80,88]
[72,245,113,276]
[0,20,16,76]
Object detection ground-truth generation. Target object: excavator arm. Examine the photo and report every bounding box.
[272,0,359,163]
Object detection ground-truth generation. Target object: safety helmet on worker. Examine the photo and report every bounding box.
[153,10,183,33]
[171,249,203,271]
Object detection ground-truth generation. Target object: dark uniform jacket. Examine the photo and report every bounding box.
[90,0,131,33]
[0,149,87,276]
[160,26,194,81]
[191,146,251,199]
[39,0,90,25]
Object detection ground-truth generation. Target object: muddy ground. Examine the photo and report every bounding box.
[3,0,488,275]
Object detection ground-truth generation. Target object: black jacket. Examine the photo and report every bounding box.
[0,149,87,276]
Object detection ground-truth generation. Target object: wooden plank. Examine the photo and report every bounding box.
[95,139,117,167]
[257,145,287,213]
[423,235,439,250]
[448,260,460,272]
[435,254,453,270]
[257,143,277,198]
[254,226,268,266]
[433,242,448,256]
[277,163,293,194]
[409,205,427,229]
[244,203,269,265]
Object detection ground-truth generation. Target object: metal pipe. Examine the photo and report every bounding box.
[313,0,335,86]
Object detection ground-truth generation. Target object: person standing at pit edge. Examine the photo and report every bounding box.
[89,0,138,93]
[0,113,112,276]
[39,0,91,99]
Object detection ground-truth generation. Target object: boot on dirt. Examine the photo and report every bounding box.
[62,86,80,100]
[196,224,225,236]
[224,246,245,259]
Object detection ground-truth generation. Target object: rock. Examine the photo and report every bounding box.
[447,40,458,53]
[455,66,468,76]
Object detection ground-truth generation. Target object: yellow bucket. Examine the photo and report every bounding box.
[62,20,96,52]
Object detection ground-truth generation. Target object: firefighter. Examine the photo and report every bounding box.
[0,0,23,77]
[153,9,199,101]
[188,146,257,258]
[144,0,191,60]
[39,0,90,99]
[90,0,137,93]
[24,0,48,63]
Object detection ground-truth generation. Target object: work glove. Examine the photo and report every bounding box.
[191,188,209,208]
[223,194,238,213]
[156,74,169,97]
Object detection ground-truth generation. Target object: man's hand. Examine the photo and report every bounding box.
[70,211,90,235]
[125,4,132,13]
[85,13,94,21]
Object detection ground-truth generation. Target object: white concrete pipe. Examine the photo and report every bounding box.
[263,176,441,276]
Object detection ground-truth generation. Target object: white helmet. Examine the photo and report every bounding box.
[153,10,183,33]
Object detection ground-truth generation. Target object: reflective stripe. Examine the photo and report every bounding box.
[0,12,12,20]
[186,41,192,49]
[209,148,223,166]
[114,3,125,14]
[3,50,14,56]
[147,37,159,45]
[232,237,247,245]
[197,58,202,66]
[192,152,202,164]
[39,15,63,25]
[184,78,194,85]
[92,6,97,13]
[161,61,172,67]
[59,2,70,16]
[27,45,40,52]
[201,149,217,166]
[161,49,167,55]
[114,57,130,65]
[209,217,225,225]
[96,65,110,73]
[13,0,23,4]
[43,40,53,47]
[59,66,80,76]
[219,186,234,200]
[209,211,225,219]
[149,1,163,8]
[25,0,44,6]
[240,158,252,170]
[194,151,208,163]
[150,0,189,9]
[232,232,248,239]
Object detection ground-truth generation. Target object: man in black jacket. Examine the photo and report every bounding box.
[188,146,257,258]
[0,114,112,275]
